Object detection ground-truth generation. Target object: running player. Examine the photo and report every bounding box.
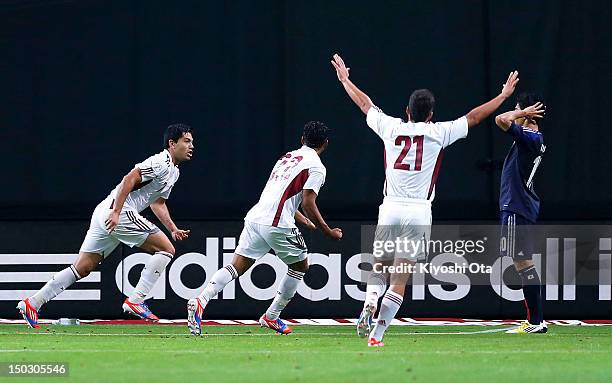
[187,121,341,336]
[494,93,547,334]
[331,54,519,346]
[17,124,194,327]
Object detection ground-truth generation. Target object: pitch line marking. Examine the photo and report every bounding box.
[0,349,608,355]
[0,328,545,337]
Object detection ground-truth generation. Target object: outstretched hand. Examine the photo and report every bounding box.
[521,102,546,120]
[172,229,191,241]
[501,70,519,98]
[331,54,350,83]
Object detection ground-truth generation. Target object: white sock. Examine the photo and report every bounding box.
[29,265,81,310]
[197,264,239,308]
[265,269,305,320]
[370,290,403,341]
[365,272,387,308]
[129,251,173,303]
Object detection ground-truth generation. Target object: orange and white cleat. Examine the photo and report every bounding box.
[17,298,40,329]
[368,338,385,347]
[122,299,159,322]
[259,314,292,335]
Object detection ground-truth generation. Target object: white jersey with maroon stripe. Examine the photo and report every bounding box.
[366,106,468,201]
[244,145,326,228]
[106,149,180,213]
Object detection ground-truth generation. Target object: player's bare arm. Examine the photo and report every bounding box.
[295,210,316,230]
[495,102,546,131]
[105,168,142,232]
[301,189,342,240]
[465,71,519,128]
[331,53,374,115]
[150,197,190,241]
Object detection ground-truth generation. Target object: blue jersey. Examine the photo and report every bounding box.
[499,122,545,223]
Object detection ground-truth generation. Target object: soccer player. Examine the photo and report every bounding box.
[187,121,342,336]
[494,94,547,334]
[331,54,518,346]
[17,124,194,328]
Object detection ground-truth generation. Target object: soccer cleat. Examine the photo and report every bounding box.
[17,299,40,329]
[259,314,292,335]
[357,304,375,338]
[368,338,385,347]
[122,298,159,322]
[505,320,547,334]
[187,298,204,336]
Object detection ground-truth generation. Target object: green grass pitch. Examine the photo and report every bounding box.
[1,324,611,382]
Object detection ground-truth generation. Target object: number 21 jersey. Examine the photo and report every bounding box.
[366,106,468,201]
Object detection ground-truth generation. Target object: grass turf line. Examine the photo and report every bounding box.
[0,325,610,383]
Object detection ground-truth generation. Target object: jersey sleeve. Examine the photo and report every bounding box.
[366,106,402,140]
[507,123,543,154]
[135,154,165,182]
[303,167,326,195]
[160,186,173,200]
[431,116,469,148]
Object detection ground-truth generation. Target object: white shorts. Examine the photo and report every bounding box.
[235,221,308,265]
[79,200,160,258]
[374,197,432,261]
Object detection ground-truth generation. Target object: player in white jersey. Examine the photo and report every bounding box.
[17,124,194,328]
[331,54,519,346]
[187,121,342,336]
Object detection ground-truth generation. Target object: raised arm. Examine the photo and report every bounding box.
[331,54,373,115]
[150,197,190,241]
[105,168,142,232]
[495,102,546,131]
[301,190,342,240]
[465,71,519,128]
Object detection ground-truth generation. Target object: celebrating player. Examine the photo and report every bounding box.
[331,53,518,346]
[187,121,341,336]
[495,93,547,334]
[17,124,194,327]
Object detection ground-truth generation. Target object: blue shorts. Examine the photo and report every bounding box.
[500,211,535,261]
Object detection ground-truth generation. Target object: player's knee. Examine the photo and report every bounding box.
[74,263,94,278]
[73,253,101,278]
[154,240,175,256]
[231,261,249,276]
[389,284,406,297]
[163,244,176,257]
[289,259,309,273]
[231,254,255,276]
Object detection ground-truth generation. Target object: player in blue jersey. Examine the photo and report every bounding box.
[494,93,546,334]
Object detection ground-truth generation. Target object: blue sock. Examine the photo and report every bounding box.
[518,266,543,325]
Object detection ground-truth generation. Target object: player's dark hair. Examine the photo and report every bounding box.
[302,121,330,149]
[163,123,193,148]
[516,92,546,117]
[408,89,435,123]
